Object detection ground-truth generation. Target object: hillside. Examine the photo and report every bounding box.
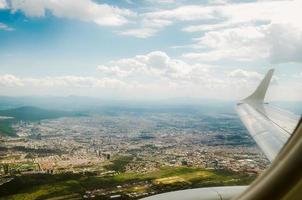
[0,106,83,136]
[0,106,78,121]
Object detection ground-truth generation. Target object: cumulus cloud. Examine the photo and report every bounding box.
[0,52,299,100]
[97,65,131,78]
[7,0,134,26]
[95,52,289,98]
[144,0,177,4]
[267,24,302,63]
[95,52,273,100]
[0,74,131,97]
[183,23,302,63]
[156,0,301,33]
[227,68,280,91]
[97,51,211,82]
[0,74,24,87]
[208,0,229,5]
[228,69,263,81]
[183,22,237,33]
[144,5,215,22]
[118,28,158,38]
[178,0,302,63]
[118,18,172,38]
[93,52,300,101]
[119,2,217,38]
[119,0,302,63]
[182,25,269,61]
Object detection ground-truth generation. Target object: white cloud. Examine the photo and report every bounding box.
[183,48,266,62]
[144,5,215,22]
[179,0,302,63]
[195,26,265,50]
[0,74,126,89]
[182,21,253,33]
[28,76,126,89]
[183,23,302,63]
[0,74,130,97]
[118,3,216,38]
[125,0,301,40]
[144,0,177,4]
[124,0,302,63]
[118,18,172,38]
[0,74,24,87]
[267,24,302,63]
[227,68,280,88]
[211,0,301,28]
[0,52,300,101]
[0,22,14,31]
[97,51,211,82]
[118,28,158,38]
[7,0,135,26]
[0,0,7,9]
[97,65,131,78]
[96,52,293,100]
[228,69,262,81]
[182,25,269,61]
[208,0,229,5]
[211,1,300,26]
[94,52,301,101]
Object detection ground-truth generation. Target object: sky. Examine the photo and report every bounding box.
[0,0,301,101]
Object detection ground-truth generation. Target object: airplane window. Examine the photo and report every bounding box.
[0,1,301,200]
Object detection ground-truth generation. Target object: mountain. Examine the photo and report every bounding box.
[0,106,84,136]
[0,106,79,121]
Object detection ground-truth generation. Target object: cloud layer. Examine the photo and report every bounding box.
[0,0,301,100]
[7,0,134,26]
[97,51,211,83]
[0,50,301,100]
[121,0,302,64]
[2,0,302,63]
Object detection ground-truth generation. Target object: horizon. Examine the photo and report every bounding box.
[1,94,302,103]
[0,95,301,116]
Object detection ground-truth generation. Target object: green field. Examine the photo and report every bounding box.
[0,167,256,200]
[0,122,16,137]
[104,156,133,172]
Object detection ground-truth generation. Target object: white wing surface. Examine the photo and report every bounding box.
[141,186,247,200]
[236,69,300,162]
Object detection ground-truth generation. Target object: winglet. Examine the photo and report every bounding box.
[242,69,274,104]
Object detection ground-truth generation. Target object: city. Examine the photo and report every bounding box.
[0,0,301,199]
[0,108,269,199]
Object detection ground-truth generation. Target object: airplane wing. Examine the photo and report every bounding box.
[236,69,300,162]
[141,69,300,200]
[141,186,248,200]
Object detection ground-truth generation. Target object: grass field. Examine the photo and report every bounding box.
[0,167,256,200]
[0,122,16,137]
[7,162,38,171]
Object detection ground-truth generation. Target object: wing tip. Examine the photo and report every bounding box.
[242,68,275,104]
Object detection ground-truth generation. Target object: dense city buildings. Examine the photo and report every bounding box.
[0,111,269,199]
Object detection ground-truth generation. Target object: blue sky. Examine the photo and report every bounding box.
[0,0,301,101]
